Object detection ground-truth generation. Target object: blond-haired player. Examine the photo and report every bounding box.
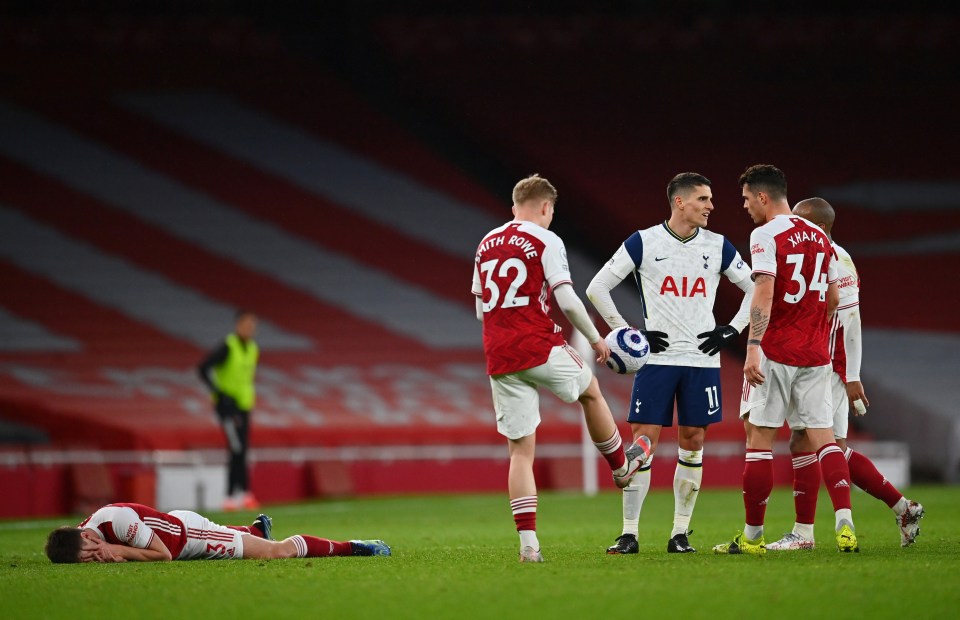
[472,174,649,563]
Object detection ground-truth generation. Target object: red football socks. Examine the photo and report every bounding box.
[791,452,820,525]
[510,496,537,532]
[743,449,773,527]
[817,443,852,511]
[594,432,627,471]
[290,535,352,557]
[846,448,903,508]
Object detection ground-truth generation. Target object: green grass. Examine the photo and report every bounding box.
[2,485,958,619]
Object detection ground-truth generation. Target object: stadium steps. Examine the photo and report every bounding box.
[0,157,425,362]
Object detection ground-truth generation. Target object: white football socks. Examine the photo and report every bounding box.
[892,496,908,516]
[622,463,651,537]
[793,522,815,541]
[744,524,764,540]
[835,508,854,532]
[672,448,703,537]
[519,530,539,550]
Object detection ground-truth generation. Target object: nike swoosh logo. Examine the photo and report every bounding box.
[707,407,720,416]
[655,256,668,261]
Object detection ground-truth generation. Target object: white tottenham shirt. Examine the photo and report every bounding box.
[589,223,752,368]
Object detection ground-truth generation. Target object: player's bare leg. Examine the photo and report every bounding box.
[669,425,706,552]
[578,377,648,486]
[631,423,663,452]
[507,433,542,562]
[578,377,625,445]
[240,533,390,558]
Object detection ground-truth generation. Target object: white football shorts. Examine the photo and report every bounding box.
[490,344,593,440]
[831,372,849,439]
[169,510,245,560]
[739,354,833,431]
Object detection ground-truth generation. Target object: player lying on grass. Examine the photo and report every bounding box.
[45,502,391,563]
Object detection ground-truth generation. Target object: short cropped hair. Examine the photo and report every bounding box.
[739,164,788,200]
[45,527,83,564]
[667,172,711,206]
[512,174,558,205]
[235,309,256,322]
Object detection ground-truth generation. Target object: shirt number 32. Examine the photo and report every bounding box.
[479,258,530,312]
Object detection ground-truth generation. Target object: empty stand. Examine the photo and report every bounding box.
[0,11,942,518]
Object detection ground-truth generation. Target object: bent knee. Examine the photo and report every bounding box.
[577,378,601,403]
[678,426,706,450]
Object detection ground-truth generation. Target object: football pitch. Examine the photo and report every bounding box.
[2,485,958,619]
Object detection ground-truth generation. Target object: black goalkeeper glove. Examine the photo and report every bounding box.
[640,330,670,354]
[697,325,739,356]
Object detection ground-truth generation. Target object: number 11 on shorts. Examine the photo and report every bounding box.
[705,385,719,414]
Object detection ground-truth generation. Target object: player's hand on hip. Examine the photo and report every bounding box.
[591,338,611,364]
[744,348,765,387]
[640,330,669,353]
[846,381,869,415]
[696,325,739,356]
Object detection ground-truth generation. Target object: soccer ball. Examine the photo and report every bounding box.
[604,327,650,375]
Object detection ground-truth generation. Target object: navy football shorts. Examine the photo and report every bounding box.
[628,364,723,427]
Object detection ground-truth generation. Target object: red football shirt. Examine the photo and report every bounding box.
[472,220,570,375]
[749,215,839,367]
[80,503,188,559]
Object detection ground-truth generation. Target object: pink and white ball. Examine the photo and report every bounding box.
[604,327,650,375]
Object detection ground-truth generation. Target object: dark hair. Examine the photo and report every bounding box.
[234,309,256,322]
[739,164,788,200]
[667,172,711,206]
[45,527,83,563]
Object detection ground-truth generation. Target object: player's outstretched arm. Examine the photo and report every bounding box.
[554,284,607,363]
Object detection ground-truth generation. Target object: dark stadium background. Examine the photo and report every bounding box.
[1,0,957,517]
